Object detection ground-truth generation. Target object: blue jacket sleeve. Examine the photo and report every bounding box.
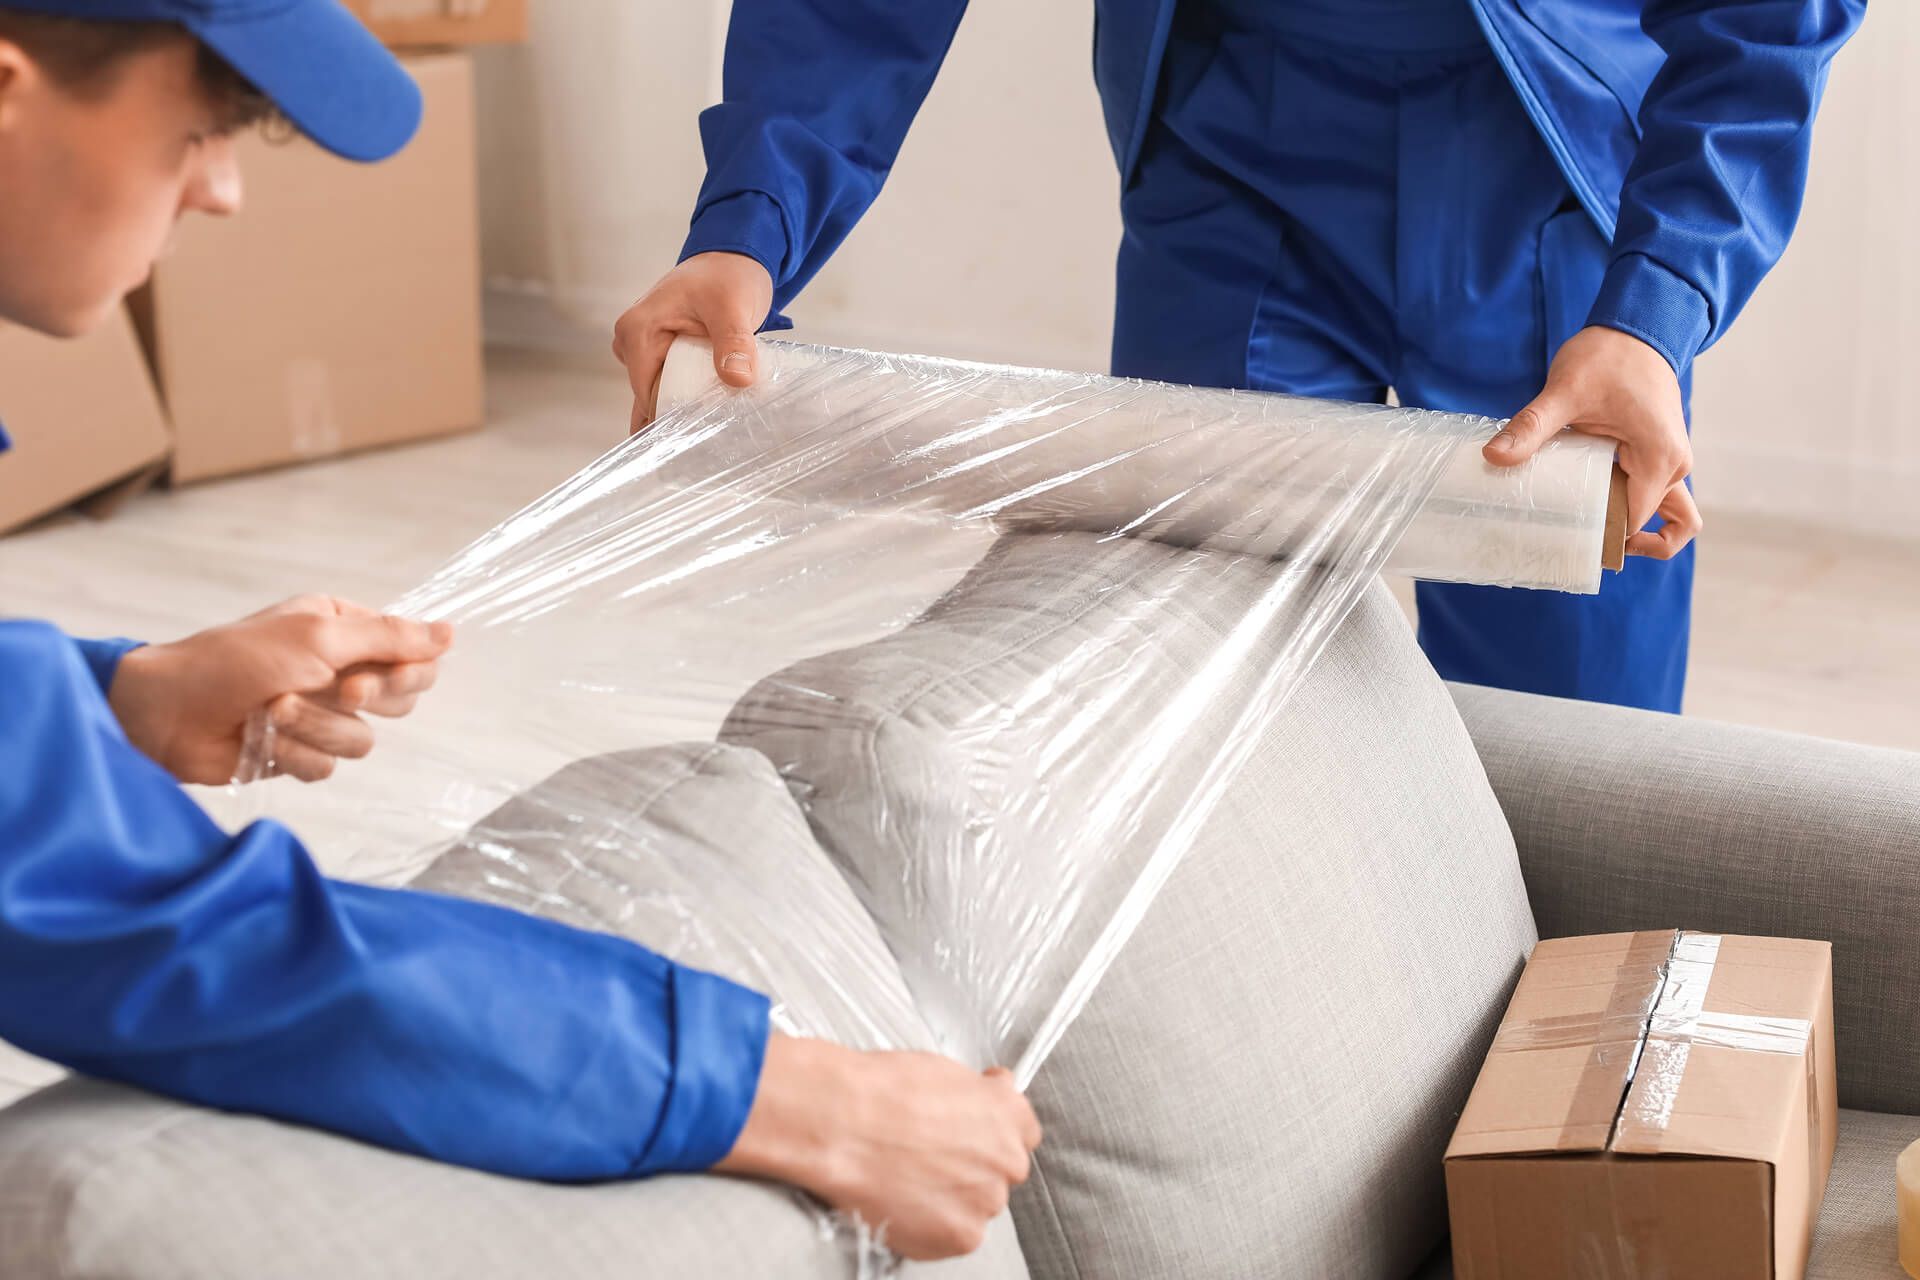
[1586,0,1866,375]
[680,0,972,326]
[69,635,143,694]
[0,620,770,1181]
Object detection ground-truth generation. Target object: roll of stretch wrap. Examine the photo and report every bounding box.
[658,338,1623,593]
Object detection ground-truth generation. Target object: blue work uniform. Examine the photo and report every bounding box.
[680,0,1863,712]
[0,417,767,1182]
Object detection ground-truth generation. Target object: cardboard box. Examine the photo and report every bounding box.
[1446,930,1837,1279]
[340,0,526,48]
[0,308,172,534]
[136,50,482,485]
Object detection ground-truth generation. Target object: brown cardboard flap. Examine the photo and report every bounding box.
[1451,933,1833,1165]
[1446,931,1672,1159]
[0,307,172,534]
[1612,935,1831,1164]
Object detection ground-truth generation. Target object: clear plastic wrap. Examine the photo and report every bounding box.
[656,339,1622,594]
[221,341,1617,1270]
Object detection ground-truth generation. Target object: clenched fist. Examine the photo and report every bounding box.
[108,595,453,785]
[611,251,775,434]
[1485,324,1702,559]
[716,1035,1043,1261]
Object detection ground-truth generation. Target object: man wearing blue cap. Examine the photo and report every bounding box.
[613,0,1864,715]
[0,3,1036,1258]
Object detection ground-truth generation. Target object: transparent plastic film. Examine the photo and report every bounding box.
[657,339,1621,593]
[226,340,1611,1273]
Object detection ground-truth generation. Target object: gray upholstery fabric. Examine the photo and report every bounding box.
[1451,681,1920,1115]
[0,743,1028,1280]
[1807,1109,1920,1279]
[0,1078,1030,1280]
[1413,1108,1920,1279]
[726,534,1535,1280]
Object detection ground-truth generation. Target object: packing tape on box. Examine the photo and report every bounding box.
[1625,933,1814,1140]
[1493,935,1812,1057]
[1493,931,1814,1142]
[656,338,1624,593]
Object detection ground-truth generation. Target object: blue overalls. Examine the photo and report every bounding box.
[1115,0,1692,710]
[680,0,1862,715]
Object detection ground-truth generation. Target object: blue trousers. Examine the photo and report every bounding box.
[1111,16,1693,711]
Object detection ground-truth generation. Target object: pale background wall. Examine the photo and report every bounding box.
[475,1,1917,544]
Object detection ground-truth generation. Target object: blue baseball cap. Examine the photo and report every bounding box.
[0,0,421,161]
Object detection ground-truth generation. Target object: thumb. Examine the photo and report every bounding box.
[702,298,761,389]
[316,614,453,670]
[710,328,758,388]
[1483,386,1573,468]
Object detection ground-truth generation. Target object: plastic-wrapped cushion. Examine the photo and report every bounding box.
[722,530,1341,1070]
[723,533,1535,1278]
[0,743,1028,1279]
[411,741,933,1051]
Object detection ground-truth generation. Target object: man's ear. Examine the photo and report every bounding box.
[0,41,31,130]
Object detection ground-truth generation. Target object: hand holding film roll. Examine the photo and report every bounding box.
[656,337,1628,593]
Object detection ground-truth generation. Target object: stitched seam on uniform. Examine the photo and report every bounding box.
[686,188,792,277]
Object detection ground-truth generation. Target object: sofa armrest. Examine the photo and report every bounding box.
[1449,681,1920,1115]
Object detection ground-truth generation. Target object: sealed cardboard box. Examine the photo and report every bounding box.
[0,308,171,535]
[137,50,482,485]
[340,0,526,48]
[1445,930,1837,1279]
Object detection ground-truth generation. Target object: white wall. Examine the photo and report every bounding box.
[478,1,1917,543]
[1686,9,1920,544]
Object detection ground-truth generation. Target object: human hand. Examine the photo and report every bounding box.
[715,1035,1042,1260]
[611,251,775,435]
[1483,325,1702,560]
[108,595,453,786]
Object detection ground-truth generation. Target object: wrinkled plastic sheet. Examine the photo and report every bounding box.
[228,341,1617,1271]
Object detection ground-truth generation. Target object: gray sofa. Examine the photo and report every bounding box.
[1,532,1915,1278]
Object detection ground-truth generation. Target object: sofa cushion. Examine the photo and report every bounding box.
[0,1078,1030,1280]
[0,743,1028,1279]
[722,533,1535,1279]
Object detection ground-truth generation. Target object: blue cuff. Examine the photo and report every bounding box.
[634,964,772,1173]
[1586,253,1713,377]
[71,636,145,694]
[680,192,795,333]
